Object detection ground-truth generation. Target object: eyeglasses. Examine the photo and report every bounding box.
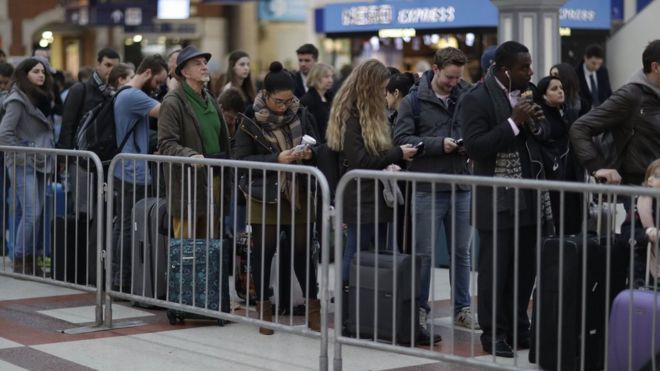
[268,95,295,106]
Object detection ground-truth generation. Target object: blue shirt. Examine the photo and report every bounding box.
[113,87,158,184]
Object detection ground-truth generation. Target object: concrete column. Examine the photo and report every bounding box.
[623,0,636,22]
[491,0,566,83]
[0,0,10,52]
[201,17,227,75]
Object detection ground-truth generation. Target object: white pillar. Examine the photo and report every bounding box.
[491,0,566,83]
[623,0,636,22]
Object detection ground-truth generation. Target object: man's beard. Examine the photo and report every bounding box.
[141,77,157,96]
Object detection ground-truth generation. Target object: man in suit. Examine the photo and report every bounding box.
[576,44,612,109]
[293,43,318,98]
[459,41,550,357]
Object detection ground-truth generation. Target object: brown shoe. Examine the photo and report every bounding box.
[12,256,34,275]
[256,300,274,335]
[307,299,321,332]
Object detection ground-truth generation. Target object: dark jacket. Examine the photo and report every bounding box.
[300,87,333,143]
[58,74,108,149]
[293,71,307,99]
[459,81,547,230]
[158,85,231,218]
[341,113,403,225]
[393,70,471,191]
[570,70,660,185]
[0,87,55,173]
[576,62,612,109]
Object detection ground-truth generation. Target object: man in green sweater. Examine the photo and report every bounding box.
[158,46,231,239]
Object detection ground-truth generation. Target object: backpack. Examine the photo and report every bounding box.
[74,86,136,164]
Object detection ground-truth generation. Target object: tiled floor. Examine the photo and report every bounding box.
[0,267,535,370]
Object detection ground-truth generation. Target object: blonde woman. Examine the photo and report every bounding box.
[326,59,416,283]
[300,63,334,142]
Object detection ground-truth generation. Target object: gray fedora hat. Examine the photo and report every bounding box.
[175,45,211,77]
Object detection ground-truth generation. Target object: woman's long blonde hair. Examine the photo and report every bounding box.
[326,59,392,154]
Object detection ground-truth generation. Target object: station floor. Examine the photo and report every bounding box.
[0,264,535,370]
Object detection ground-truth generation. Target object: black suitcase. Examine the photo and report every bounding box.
[346,251,420,344]
[52,214,90,284]
[529,234,628,370]
[131,198,168,299]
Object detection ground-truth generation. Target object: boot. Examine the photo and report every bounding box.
[307,299,321,332]
[256,300,274,335]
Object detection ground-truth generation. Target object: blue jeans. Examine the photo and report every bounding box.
[342,223,389,282]
[414,190,472,315]
[8,166,46,259]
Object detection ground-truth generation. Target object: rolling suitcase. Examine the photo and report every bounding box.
[529,234,628,370]
[52,214,89,284]
[166,168,230,325]
[346,250,420,344]
[131,197,168,299]
[166,238,230,325]
[608,243,660,371]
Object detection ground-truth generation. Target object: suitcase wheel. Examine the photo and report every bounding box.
[217,319,225,327]
[167,310,179,325]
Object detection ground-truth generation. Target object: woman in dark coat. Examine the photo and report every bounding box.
[300,63,334,143]
[535,75,583,234]
[233,61,320,335]
[325,59,417,282]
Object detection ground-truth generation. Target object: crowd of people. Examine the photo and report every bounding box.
[1,37,660,357]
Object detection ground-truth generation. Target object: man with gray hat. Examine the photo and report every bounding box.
[158,46,231,239]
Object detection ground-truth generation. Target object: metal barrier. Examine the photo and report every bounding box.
[104,153,331,370]
[333,169,660,371]
[0,145,105,326]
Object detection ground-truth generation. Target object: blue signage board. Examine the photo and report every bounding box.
[322,0,497,33]
[320,0,611,33]
[258,0,308,22]
[560,0,611,29]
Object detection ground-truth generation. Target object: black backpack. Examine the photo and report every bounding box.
[74,86,137,164]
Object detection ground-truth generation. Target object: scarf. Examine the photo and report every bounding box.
[252,91,304,207]
[182,81,221,155]
[253,91,303,151]
[483,71,554,230]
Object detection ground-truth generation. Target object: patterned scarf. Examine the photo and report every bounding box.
[483,70,554,230]
[252,91,304,207]
[253,91,303,152]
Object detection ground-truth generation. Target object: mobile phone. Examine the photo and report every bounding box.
[413,141,424,158]
[455,139,464,146]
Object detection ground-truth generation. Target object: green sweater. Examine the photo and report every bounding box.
[182,81,221,155]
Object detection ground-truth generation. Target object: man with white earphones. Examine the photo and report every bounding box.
[457,41,550,358]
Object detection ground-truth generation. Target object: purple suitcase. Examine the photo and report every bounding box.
[608,289,660,371]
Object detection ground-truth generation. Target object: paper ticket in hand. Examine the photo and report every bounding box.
[293,135,317,152]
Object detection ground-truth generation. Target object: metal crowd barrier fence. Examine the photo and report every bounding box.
[104,153,331,371]
[0,145,105,326]
[332,169,660,371]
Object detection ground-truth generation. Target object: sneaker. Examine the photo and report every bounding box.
[418,308,429,331]
[454,307,480,330]
[36,256,52,274]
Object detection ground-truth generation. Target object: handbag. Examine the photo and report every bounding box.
[238,172,280,204]
[234,227,257,303]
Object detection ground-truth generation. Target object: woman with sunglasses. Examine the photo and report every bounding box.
[234,61,320,335]
[0,57,56,275]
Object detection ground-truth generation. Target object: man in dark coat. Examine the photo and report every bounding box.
[58,47,120,149]
[575,44,612,110]
[293,43,318,99]
[459,41,549,357]
[570,39,660,186]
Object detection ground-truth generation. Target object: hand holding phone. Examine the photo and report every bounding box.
[412,141,424,158]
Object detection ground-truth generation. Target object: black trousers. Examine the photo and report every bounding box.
[477,225,537,345]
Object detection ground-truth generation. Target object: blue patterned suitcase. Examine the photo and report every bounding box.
[166,238,230,325]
